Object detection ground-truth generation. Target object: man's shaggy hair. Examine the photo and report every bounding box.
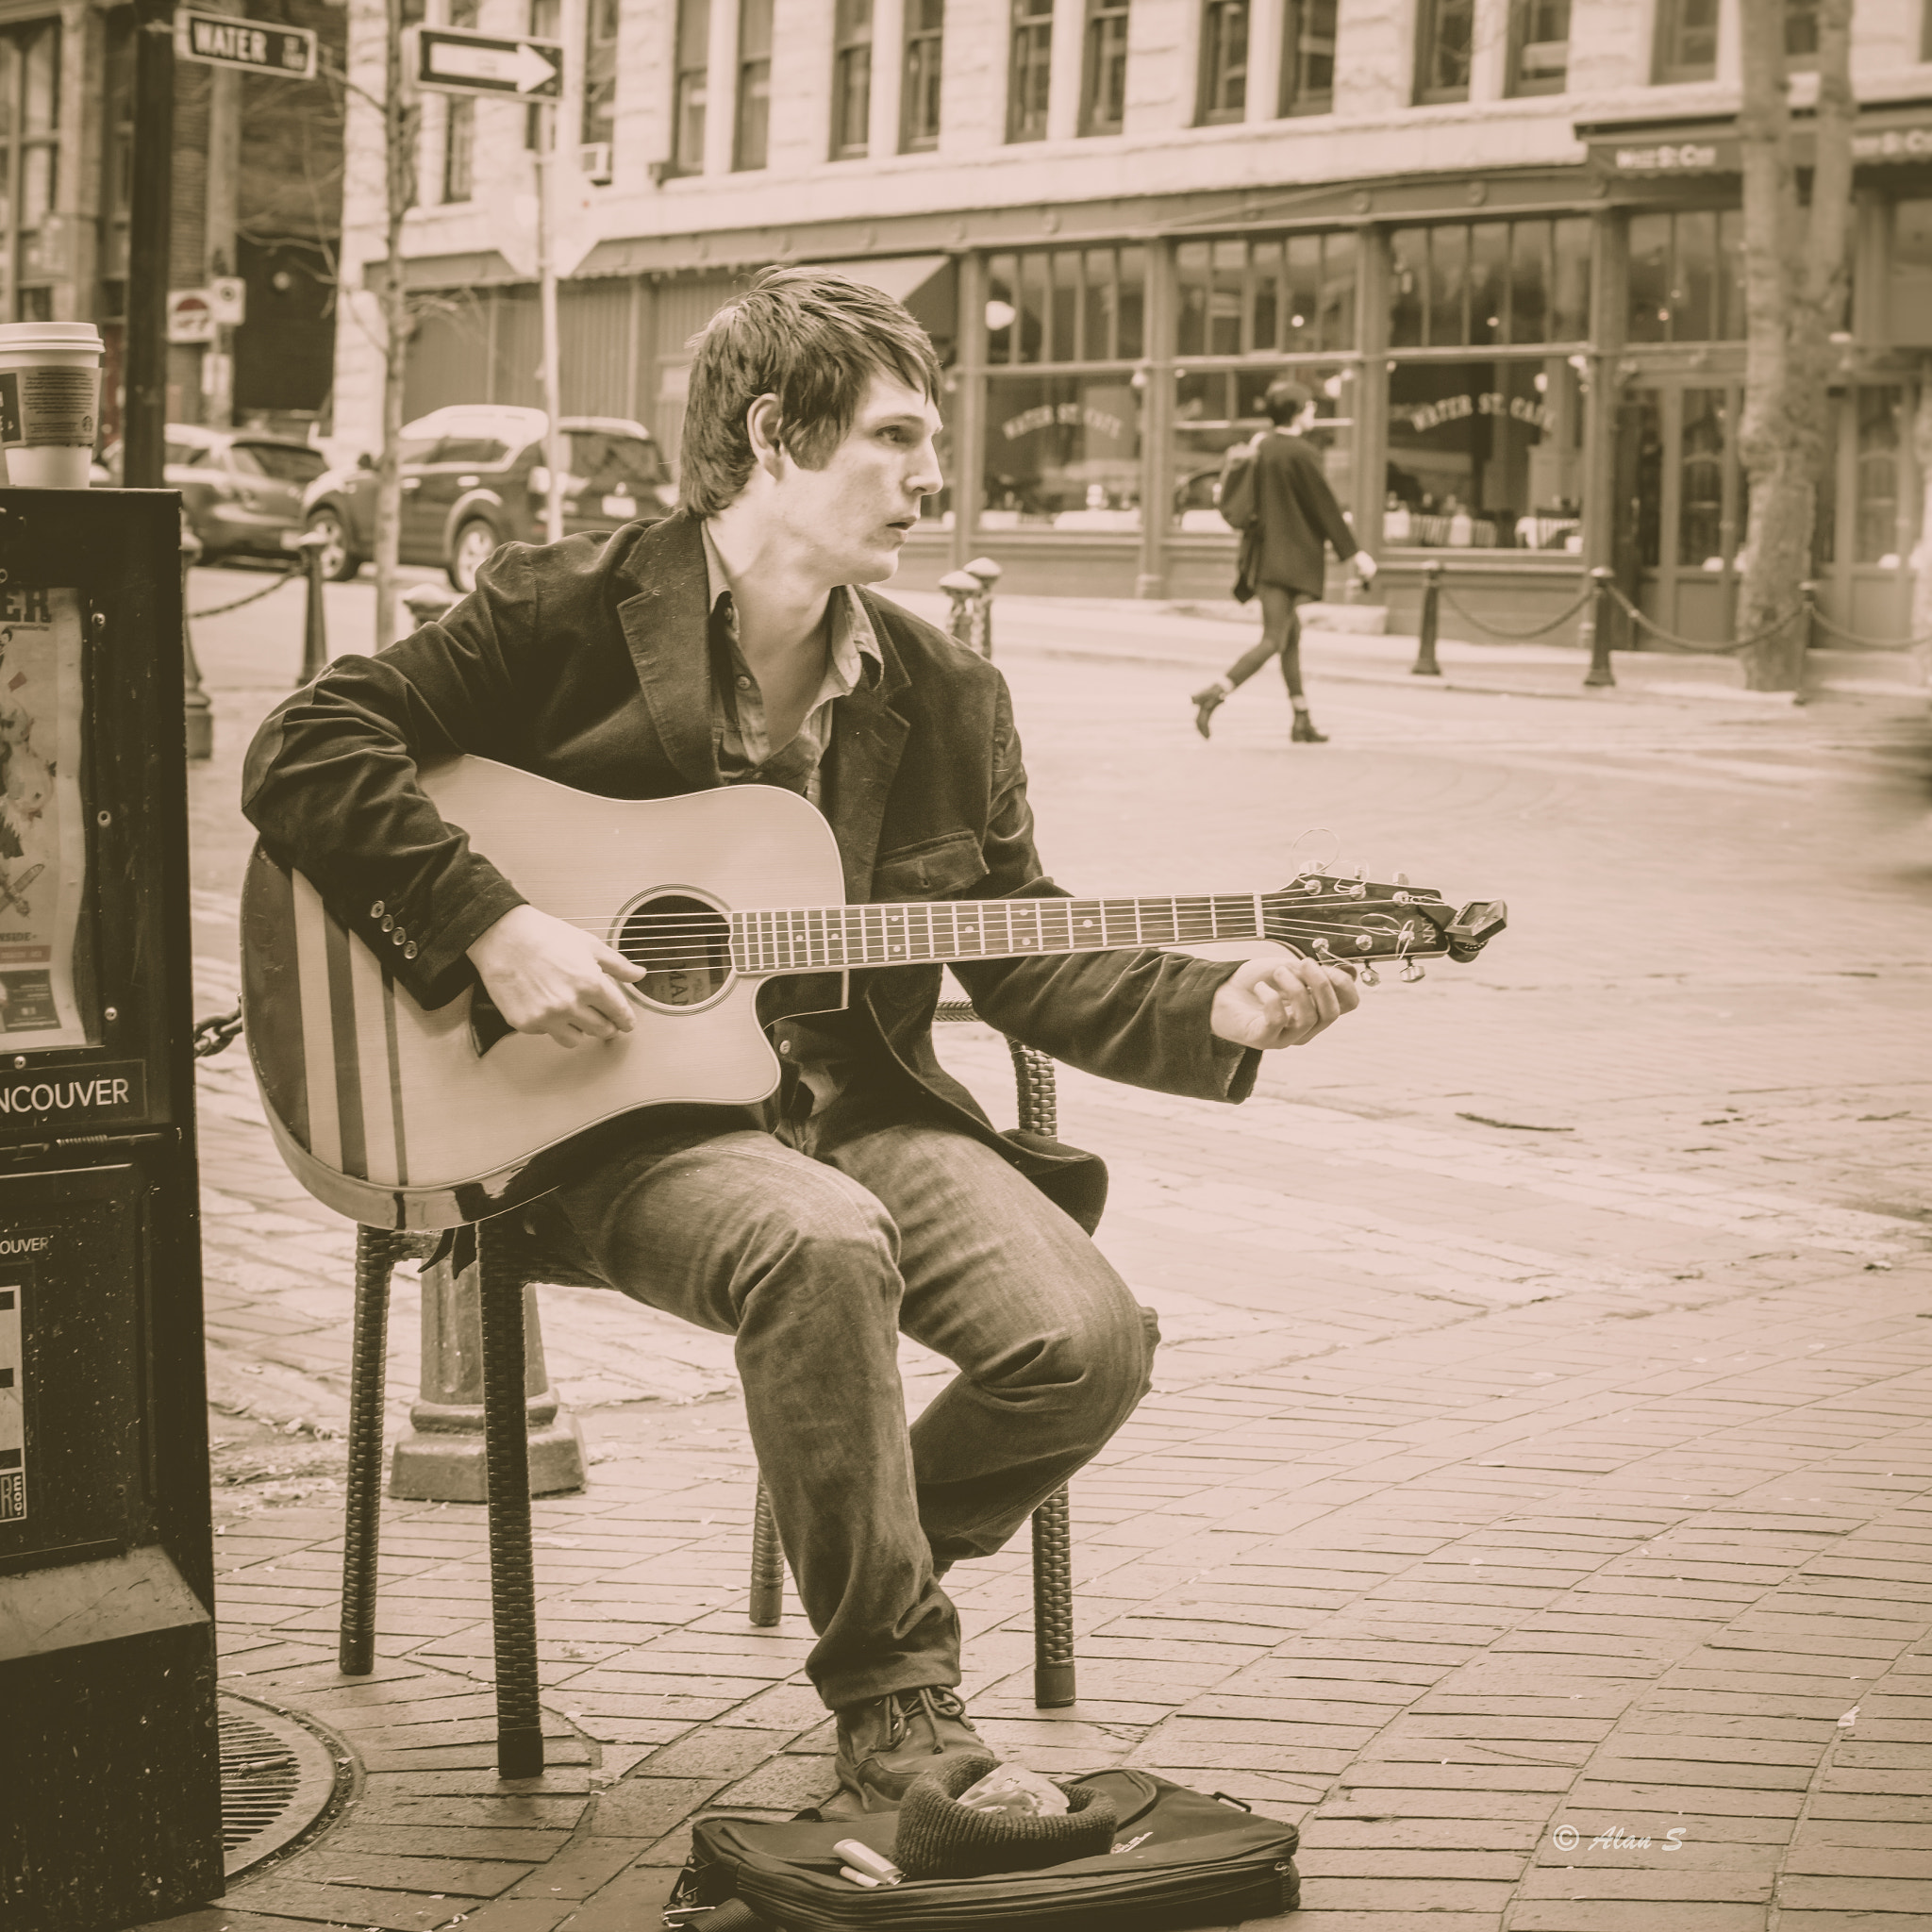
[678,267,942,516]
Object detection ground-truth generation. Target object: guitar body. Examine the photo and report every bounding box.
[241,759,847,1229]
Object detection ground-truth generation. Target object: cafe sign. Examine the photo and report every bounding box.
[1405,391,1552,435]
[1586,110,1932,175]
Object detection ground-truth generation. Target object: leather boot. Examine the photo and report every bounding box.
[1191,684,1227,739]
[1291,708,1328,743]
[826,1686,990,1816]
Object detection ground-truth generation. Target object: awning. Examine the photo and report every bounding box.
[804,255,949,303]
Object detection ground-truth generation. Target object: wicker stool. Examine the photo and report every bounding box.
[338,1009,1083,1778]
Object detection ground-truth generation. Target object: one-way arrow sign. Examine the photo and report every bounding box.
[414,25,563,98]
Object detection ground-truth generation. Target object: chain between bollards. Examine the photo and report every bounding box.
[1410,559,1443,676]
[1580,566,1616,688]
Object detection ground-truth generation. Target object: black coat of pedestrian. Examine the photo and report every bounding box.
[1247,431,1358,598]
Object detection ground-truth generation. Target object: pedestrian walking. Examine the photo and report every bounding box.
[1191,378,1377,743]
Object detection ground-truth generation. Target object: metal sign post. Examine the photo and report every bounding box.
[414,23,569,544]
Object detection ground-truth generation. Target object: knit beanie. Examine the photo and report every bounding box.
[892,1756,1119,1881]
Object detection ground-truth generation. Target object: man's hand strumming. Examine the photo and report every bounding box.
[468,904,646,1049]
[1209,955,1360,1051]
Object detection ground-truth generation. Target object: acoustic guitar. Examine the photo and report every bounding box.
[241,757,1506,1229]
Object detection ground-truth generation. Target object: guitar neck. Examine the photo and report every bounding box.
[729,894,1267,975]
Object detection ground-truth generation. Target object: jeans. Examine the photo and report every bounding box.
[540,1118,1158,1711]
[1224,584,1310,698]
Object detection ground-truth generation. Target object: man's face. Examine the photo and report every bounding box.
[771,371,945,585]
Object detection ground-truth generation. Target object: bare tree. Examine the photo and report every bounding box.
[1734,0,1855,691]
[367,0,418,653]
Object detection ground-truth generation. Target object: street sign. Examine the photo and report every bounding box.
[174,9,319,79]
[208,275,247,325]
[414,25,563,98]
[166,290,217,345]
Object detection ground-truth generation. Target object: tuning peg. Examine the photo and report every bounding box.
[1400,958,1427,983]
[1394,872,1409,887]
[1358,961,1380,987]
[1351,864,1365,882]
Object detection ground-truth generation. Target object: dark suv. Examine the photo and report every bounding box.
[300,406,677,591]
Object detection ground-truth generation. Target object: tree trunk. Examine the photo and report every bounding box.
[1735,0,1854,692]
[1911,375,1932,680]
[372,0,411,653]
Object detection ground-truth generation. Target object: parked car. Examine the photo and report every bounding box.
[97,424,328,563]
[299,407,677,591]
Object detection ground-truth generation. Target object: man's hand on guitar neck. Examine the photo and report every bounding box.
[1209,954,1359,1052]
[468,904,646,1049]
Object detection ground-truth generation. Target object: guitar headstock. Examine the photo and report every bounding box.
[1261,872,1506,982]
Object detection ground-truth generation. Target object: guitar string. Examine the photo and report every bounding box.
[605,930,1440,967]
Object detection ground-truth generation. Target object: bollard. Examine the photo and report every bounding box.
[180,521,214,759]
[1410,559,1443,676]
[402,579,459,631]
[389,1247,588,1502]
[963,556,1002,658]
[940,568,985,655]
[294,528,331,686]
[1581,566,1616,688]
[1799,578,1823,658]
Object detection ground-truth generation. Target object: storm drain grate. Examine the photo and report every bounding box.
[219,1692,348,1878]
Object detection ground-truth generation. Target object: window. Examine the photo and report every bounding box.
[1415,0,1474,101]
[831,0,873,158]
[903,0,943,150]
[1653,0,1717,81]
[1081,0,1130,136]
[986,246,1146,363]
[984,375,1144,528]
[1625,209,1746,342]
[735,0,772,169]
[673,0,710,173]
[1278,0,1335,113]
[1008,0,1054,142]
[1197,0,1247,123]
[583,0,619,149]
[1388,218,1591,347]
[1385,360,1586,550]
[526,0,559,147]
[1176,231,1357,356]
[1783,0,1819,64]
[439,0,478,203]
[1507,0,1569,94]
[1853,388,1903,564]
[0,21,59,321]
[1173,366,1354,529]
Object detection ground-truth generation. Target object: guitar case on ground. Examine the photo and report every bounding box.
[663,1769,1300,1930]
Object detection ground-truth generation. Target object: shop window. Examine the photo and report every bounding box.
[903,0,944,151]
[1887,199,1932,345]
[1855,388,1904,564]
[1197,0,1248,125]
[1625,209,1747,342]
[1388,219,1591,349]
[1082,0,1131,136]
[984,374,1143,529]
[583,0,619,149]
[1172,365,1354,530]
[735,0,773,170]
[1175,231,1357,357]
[1654,0,1717,81]
[987,246,1146,364]
[1385,359,1586,550]
[832,0,873,158]
[1783,0,1819,66]
[1008,0,1054,142]
[1507,0,1569,94]
[672,0,709,174]
[1278,0,1336,113]
[1415,0,1474,103]
[0,19,59,317]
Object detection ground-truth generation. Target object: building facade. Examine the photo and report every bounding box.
[340,0,1932,639]
[0,0,342,443]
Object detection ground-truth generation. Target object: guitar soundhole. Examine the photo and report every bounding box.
[619,893,733,1010]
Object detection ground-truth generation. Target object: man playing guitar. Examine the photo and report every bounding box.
[242,269,1359,1815]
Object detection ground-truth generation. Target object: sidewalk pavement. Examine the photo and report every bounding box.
[142,1001,1932,1932]
[886,588,1931,711]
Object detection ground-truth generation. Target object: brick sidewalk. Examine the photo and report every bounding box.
[141,1018,1932,1932]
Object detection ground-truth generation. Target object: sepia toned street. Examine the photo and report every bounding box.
[136,571,1932,1932]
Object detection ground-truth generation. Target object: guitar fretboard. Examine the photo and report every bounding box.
[730,894,1266,974]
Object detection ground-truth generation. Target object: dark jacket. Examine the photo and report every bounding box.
[1250,432,1357,598]
[242,512,1258,1225]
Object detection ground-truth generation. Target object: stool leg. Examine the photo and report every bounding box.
[749,1476,785,1626]
[479,1231,544,1778]
[340,1226,397,1676]
[1031,1485,1076,1708]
